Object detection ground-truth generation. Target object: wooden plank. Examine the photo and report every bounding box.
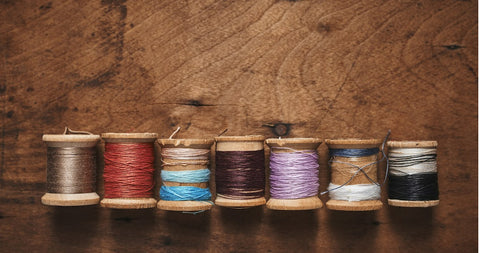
[0,0,477,252]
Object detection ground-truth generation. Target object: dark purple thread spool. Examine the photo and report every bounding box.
[214,135,266,208]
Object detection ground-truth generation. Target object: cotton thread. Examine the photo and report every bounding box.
[215,150,265,199]
[269,148,319,199]
[160,186,212,201]
[103,143,155,198]
[388,147,439,201]
[47,146,96,194]
[160,148,213,202]
[323,132,390,201]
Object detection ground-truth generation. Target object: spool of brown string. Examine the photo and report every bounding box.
[41,130,101,206]
[47,147,96,193]
[214,135,266,208]
[215,150,265,199]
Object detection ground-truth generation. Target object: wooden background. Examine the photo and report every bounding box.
[0,0,477,252]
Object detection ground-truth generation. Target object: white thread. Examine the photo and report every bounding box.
[389,148,437,176]
[327,183,380,201]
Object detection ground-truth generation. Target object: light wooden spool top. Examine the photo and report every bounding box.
[42,134,100,147]
[266,138,322,150]
[388,140,438,148]
[325,138,383,149]
[158,138,214,149]
[215,135,265,151]
[101,133,158,143]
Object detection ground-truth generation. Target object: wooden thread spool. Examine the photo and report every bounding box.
[157,138,214,211]
[387,140,439,207]
[214,135,266,208]
[100,133,158,209]
[41,134,101,206]
[325,139,383,211]
[266,138,323,210]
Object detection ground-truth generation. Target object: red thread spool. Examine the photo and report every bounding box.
[100,133,158,209]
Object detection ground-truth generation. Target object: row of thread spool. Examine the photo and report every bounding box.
[41,130,439,211]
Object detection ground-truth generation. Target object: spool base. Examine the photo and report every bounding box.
[41,193,100,206]
[388,199,439,208]
[326,199,382,211]
[267,196,323,210]
[215,196,266,208]
[157,200,213,211]
[100,198,157,209]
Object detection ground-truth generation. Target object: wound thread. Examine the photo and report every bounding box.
[388,147,439,201]
[47,147,96,194]
[160,148,213,202]
[269,148,319,199]
[103,143,155,198]
[215,150,265,200]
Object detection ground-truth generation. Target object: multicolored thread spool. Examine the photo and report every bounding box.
[157,138,214,211]
[265,138,323,210]
[325,139,384,211]
[387,140,439,207]
[214,135,266,208]
[41,130,100,206]
[100,133,158,209]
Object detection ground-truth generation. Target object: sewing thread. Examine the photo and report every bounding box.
[160,148,212,202]
[269,148,319,199]
[388,147,439,201]
[103,143,155,198]
[215,150,265,199]
[46,146,96,194]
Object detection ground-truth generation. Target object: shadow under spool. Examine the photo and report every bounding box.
[214,135,266,208]
[266,138,323,210]
[325,138,383,211]
[41,134,101,206]
[157,138,214,212]
[100,132,158,209]
[387,140,439,208]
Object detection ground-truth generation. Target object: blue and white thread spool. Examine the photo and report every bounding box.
[157,138,214,211]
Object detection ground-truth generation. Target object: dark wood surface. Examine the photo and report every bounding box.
[1,0,477,252]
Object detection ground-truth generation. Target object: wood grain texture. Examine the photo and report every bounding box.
[0,0,477,252]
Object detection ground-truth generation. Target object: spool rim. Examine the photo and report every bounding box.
[387,140,438,148]
[215,135,265,142]
[158,138,214,147]
[265,138,322,145]
[43,134,100,142]
[101,133,158,143]
[325,138,382,149]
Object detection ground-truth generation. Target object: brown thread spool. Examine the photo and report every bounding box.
[100,133,158,209]
[214,135,266,208]
[157,138,214,211]
[41,133,100,206]
[266,138,323,210]
[325,138,383,211]
[387,140,439,207]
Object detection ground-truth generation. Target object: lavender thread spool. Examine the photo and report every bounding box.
[266,138,323,210]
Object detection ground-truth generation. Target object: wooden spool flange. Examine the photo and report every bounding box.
[41,134,101,206]
[100,133,158,209]
[214,135,266,208]
[157,138,215,211]
[265,138,323,210]
[387,140,439,208]
[325,138,383,211]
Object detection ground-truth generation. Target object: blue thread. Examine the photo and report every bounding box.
[160,186,212,201]
[161,169,210,183]
[329,148,379,157]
